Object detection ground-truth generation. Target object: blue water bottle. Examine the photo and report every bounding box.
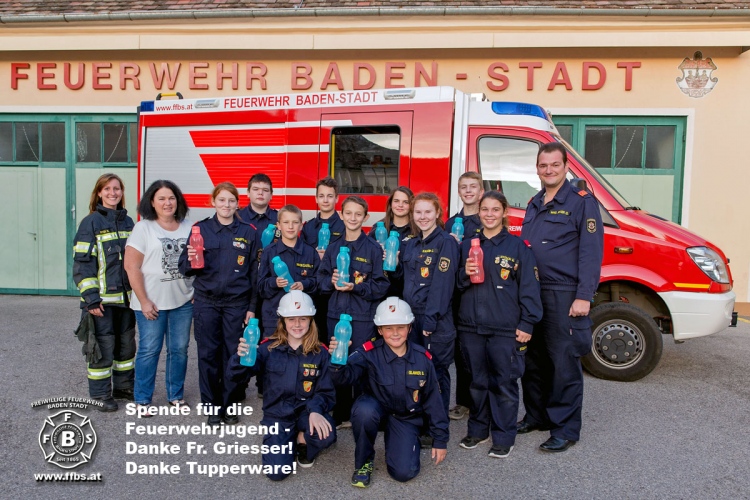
[331,314,353,365]
[374,221,388,247]
[336,247,350,287]
[271,256,293,292]
[383,230,400,272]
[451,217,465,242]
[317,222,331,251]
[261,224,276,248]
[240,318,261,367]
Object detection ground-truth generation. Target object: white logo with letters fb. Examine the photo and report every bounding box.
[39,410,97,469]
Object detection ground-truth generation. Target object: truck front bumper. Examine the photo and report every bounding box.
[658,290,736,340]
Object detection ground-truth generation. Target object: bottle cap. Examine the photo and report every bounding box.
[455,217,463,223]
[322,223,329,229]
[248,318,259,326]
[389,230,399,237]
[341,314,353,321]
[471,238,481,246]
[340,247,350,253]
[272,255,281,262]
[376,221,384,227]
[191,226,200,233]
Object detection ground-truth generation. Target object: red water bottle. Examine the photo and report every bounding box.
[190,226,204,269]
[469,238,484,284]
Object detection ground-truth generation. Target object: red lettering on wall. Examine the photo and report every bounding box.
[246,62,267,90]
[119,63,140,90]
[486,62,509,91]
[582,62,606,91]
[189,62,209,90]
[415,61,437,87]
[547,62,572,91]
[64,63,85,90]
[292,63,313,90]
[617,62,641,91]
[93,63,112,90]
[385,62,406,88]
[320,62,344,91]
[149,63,181,90]
[217,62,238,90]
[11,63,30,90]
[519,61,542,91]
[353,63,376,90]
[37,63,57,90]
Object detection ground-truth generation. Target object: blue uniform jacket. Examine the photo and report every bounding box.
[318,232,390,322]
[446,209,482,241]
[331,339,450,449]
[301,211,345,249]
[225,341,335,420]
[257,238,320,327]
[457,229,543,337]
[395,226,459,333]
[238,205,278,234]
[521,180,604,301]
[178,215,257,309]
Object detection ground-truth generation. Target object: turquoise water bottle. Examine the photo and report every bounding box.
[240,318,261,367]
[271,256,293,292]
[336,247,350,287]
[374,221,388,247]
[331,314,353,365]
[318,223,331,251]
[451,217,465,242]
[261,224,276,248]
[383,231,400,272]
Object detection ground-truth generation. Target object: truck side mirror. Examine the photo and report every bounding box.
[570,177,589,192]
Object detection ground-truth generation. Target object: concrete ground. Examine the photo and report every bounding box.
[2,295,748,499]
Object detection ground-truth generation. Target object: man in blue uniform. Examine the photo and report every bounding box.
[518,142,604,452]
[330,297,449,487]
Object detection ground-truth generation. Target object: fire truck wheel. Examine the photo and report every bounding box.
[582,302,664,382]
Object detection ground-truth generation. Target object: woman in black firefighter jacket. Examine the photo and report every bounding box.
[72,173,136,412]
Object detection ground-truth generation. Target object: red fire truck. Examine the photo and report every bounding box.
[137,86,737,381]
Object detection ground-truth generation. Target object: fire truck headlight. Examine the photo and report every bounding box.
[687,246,730,284]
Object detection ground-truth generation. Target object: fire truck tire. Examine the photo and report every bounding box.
[582,302,663,382]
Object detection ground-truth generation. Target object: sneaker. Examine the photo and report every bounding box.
[419,435,434,448]
[112,388,134,401]
[336,421,352,430]
[296,443,314,468]
[449,405,469,420]
[95,396,118,412]
[351,460,374,488]
[488,445,514,458]
[459,435,490,449]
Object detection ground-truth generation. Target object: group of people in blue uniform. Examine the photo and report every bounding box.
[73,142,603,487]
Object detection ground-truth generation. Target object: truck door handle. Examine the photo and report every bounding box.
[614,246,633,254]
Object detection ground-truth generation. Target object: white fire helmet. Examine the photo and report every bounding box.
[277,290,316,317]
[373,297,415,326]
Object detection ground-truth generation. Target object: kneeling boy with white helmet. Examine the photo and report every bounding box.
[330,296,449,488]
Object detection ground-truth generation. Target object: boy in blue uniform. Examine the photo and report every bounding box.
[318,196,389,427]
[301,176,346,342]
[330,297,448,487]
[178,182,257,424]
[518,142,604,452]
[225,291,336,480]
[257,205,320,339]
[238,173,278,234]
[457,191,542,458]
[445,171,484,421]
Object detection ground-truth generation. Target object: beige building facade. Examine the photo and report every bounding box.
[0,6,747,309]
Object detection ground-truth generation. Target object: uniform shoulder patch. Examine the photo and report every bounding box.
[362,341,375,352]
[438,257,451,272]
[586,218,597,233]
[424,349,433,360]
[577,189,588,197]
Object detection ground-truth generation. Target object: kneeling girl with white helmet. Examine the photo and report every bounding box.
[330,296,449,488]
[224,290,337,481]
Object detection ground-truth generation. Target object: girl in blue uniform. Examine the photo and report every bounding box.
[456,191,543,458]
[225,291,336,480]
[318,196,389,426]
[395,192,459,446]
[368,186,414,298]
[178,182,257,425]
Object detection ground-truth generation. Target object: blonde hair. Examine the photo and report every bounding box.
[277,204,303,223]
[268,317,321,355]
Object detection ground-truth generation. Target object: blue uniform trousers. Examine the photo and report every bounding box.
[193,300,247,414]
[460,331,525,447]
[351,394,422,483]
[521,289,591,441]
[329,317,376,424]
[262,412,337,481]
[410,313,454,414]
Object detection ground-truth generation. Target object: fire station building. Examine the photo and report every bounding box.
[0,1,747,312]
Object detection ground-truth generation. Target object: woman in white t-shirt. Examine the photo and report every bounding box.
[124,180,194,410]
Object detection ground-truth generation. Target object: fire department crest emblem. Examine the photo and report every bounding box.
[412,390,419,403]
[424,257,432,265]
[303,381,313,392]
[237,255,245,266]
[39,410,97,469]
[294,301,301,309]
[676,51,718,98]
[421,267,429,278]
[389,305,396,313]
[501,268,510,280]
